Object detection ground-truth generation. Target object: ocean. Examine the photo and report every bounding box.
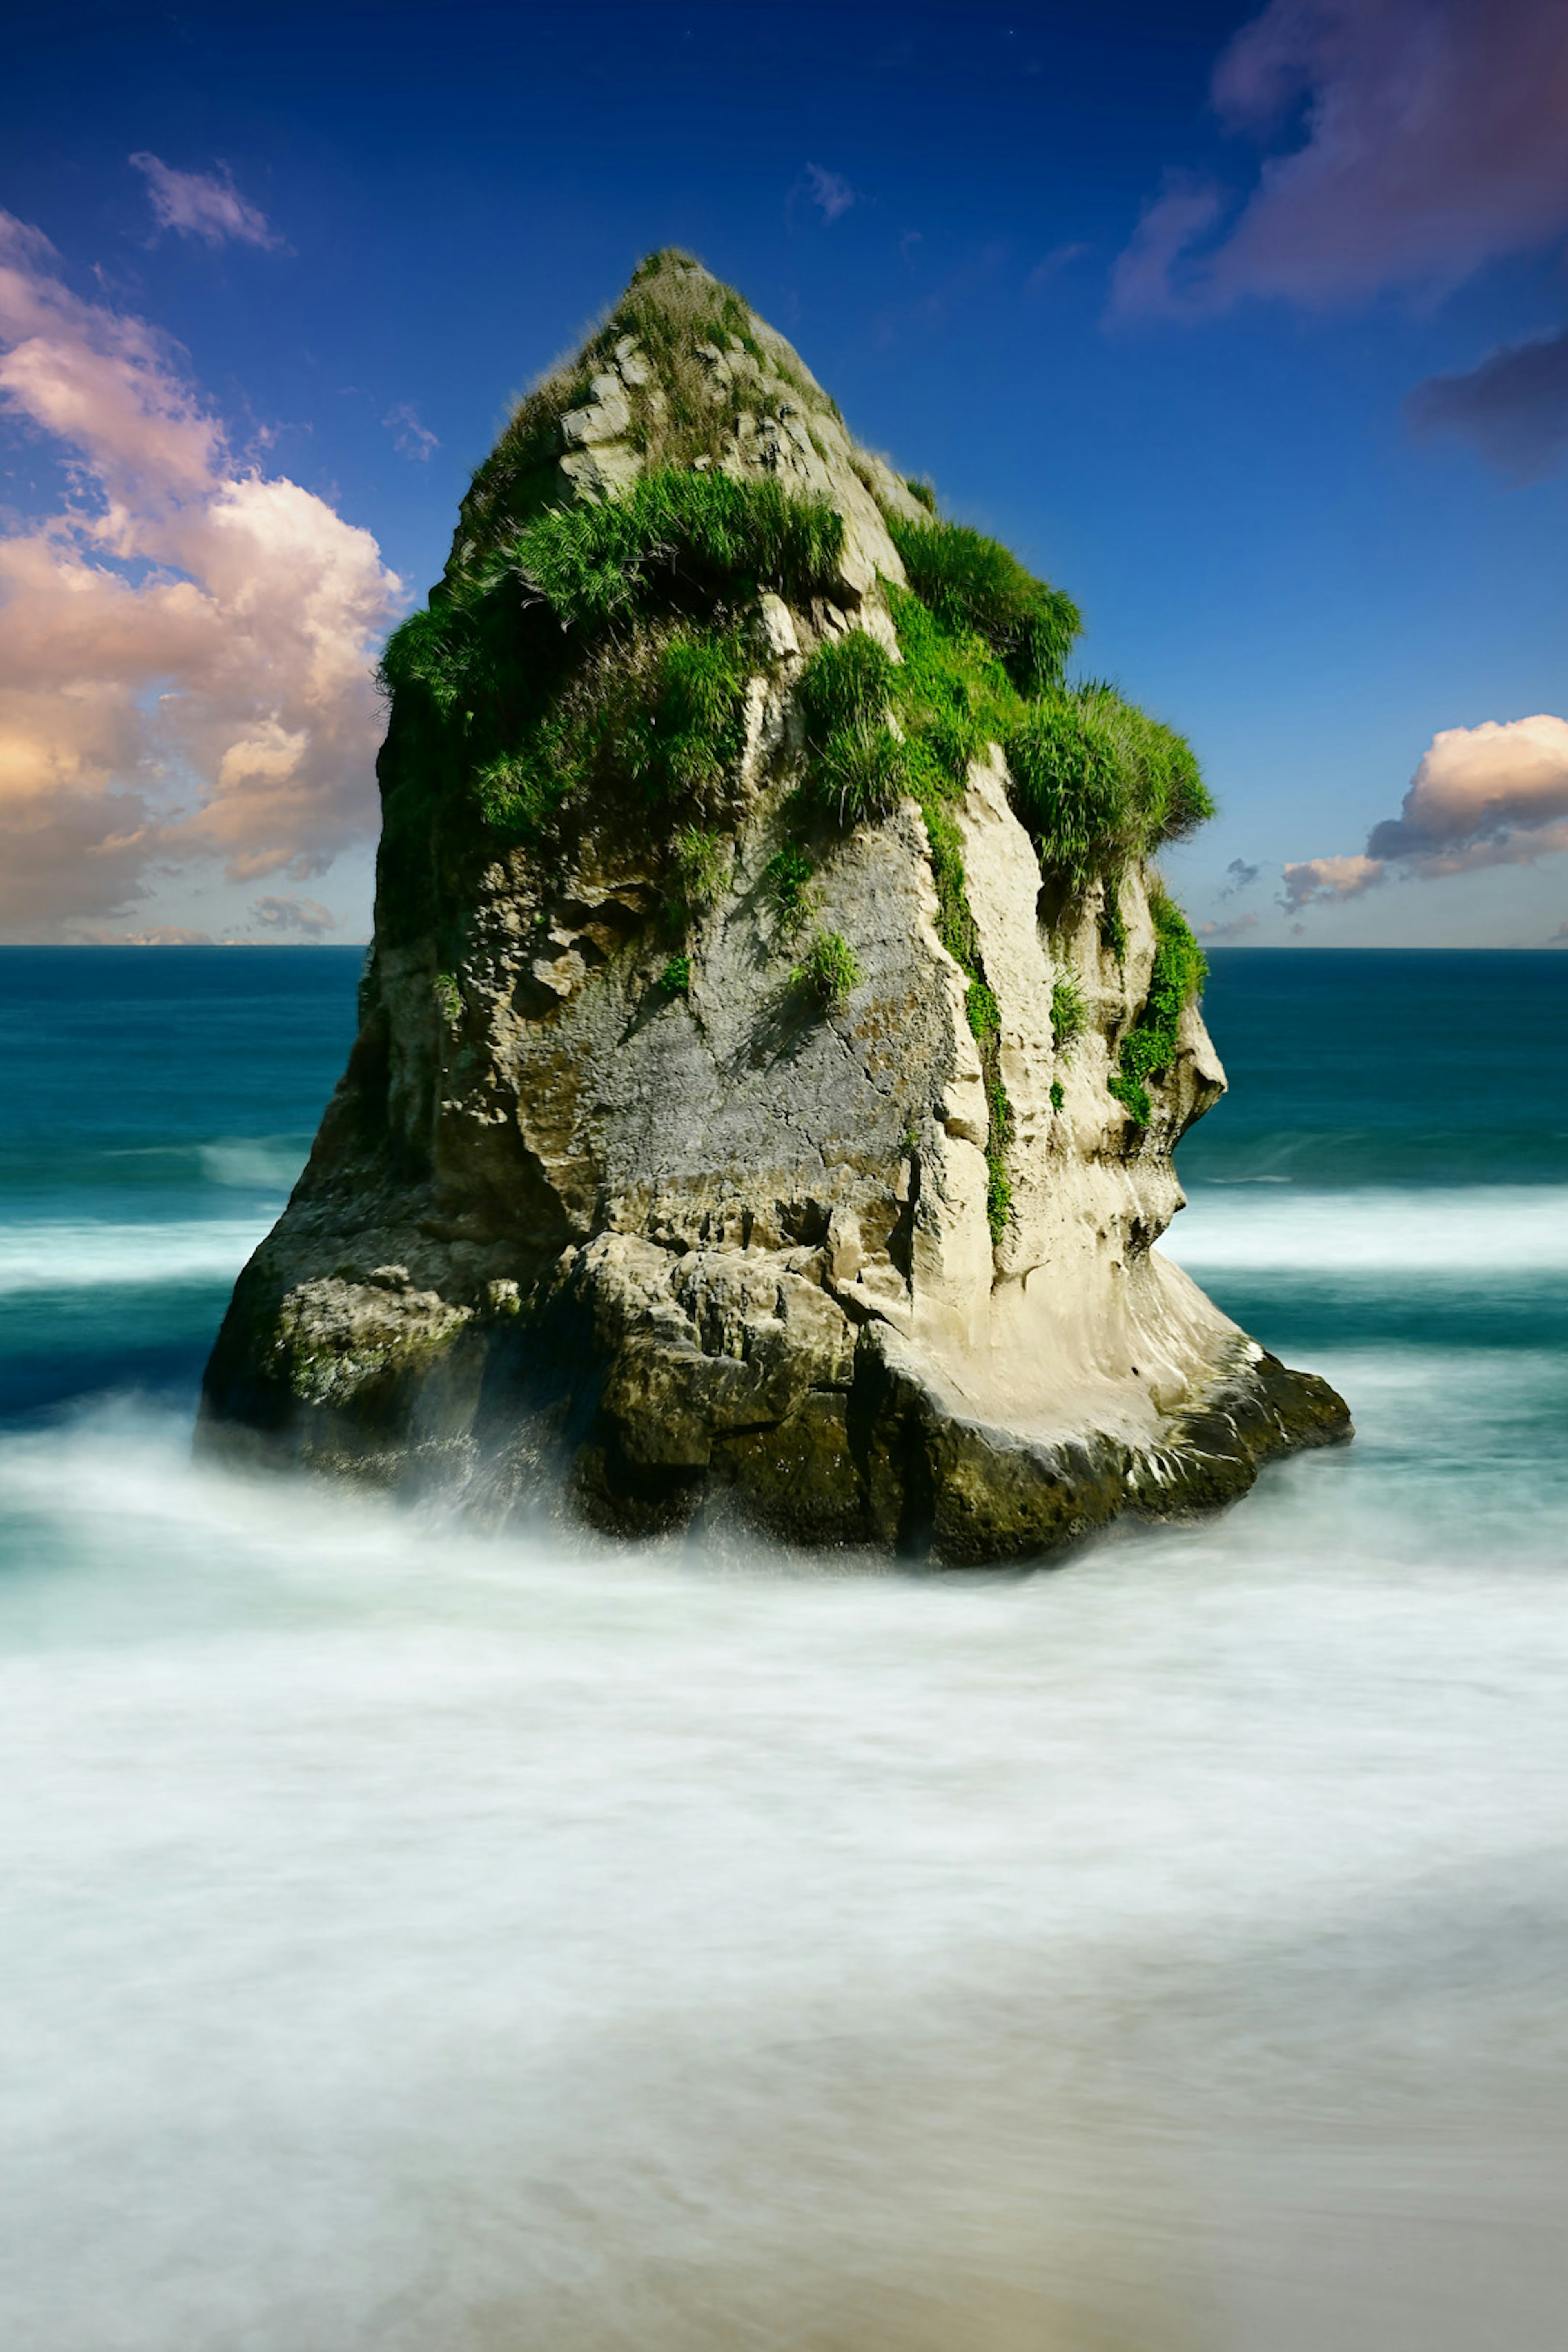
[2,944,1566,2350]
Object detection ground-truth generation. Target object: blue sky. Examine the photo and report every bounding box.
[2,0,1565,944]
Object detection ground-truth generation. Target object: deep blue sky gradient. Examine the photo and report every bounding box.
[4,0,1566,943]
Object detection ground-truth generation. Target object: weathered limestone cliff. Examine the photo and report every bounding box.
[200,252,1349,1561]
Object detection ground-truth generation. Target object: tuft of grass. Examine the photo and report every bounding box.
[799,630,897,740]
[432,970,462,1030]
[904,477,938,514]
[1051,971,1087,1055]
[764,842,815,933]
[885,514,1080,697]
[656,954,691,997]
[1107,889,1207,1128]
[809,721,909,828]
[1005,685,1212,894]
[669,824,727,915]
[792,927,862,1010]
[506,469,842,631]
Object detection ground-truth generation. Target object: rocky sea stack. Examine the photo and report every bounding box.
[200,251,1350,1562]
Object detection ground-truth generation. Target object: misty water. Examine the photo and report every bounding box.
[3,946,1567,2351]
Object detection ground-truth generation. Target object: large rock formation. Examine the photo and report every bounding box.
[200,252,1349,1562]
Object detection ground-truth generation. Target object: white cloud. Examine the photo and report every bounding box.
[129,154,283,251]
[0,210,401,941]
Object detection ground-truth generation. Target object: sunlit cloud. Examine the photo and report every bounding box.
[129,153,283,251]
[1111,0,1568,316]
[1283,713,1568,910]
[0,209,401,942]
[1280,853,1385,908]
[1198,911,1261,941]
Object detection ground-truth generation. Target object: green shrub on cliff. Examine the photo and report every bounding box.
[1004,685,1211,892]
[506,469,842,629]
[1107,891,1208,1127]
[885,515,1081,697]
[792,928,862,1010]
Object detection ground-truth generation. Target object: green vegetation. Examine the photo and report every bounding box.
[1005,683,1214,894]
[1107,890,1207,1127]
[432,971,462,1029]
[1051,972,1087,1055]
[657,954,691,998]
[764,842,815,933]
[797,633,909,828]
[904,477,938,514]
[669,824,727,916]
[1050,1080,1065,1111]
[885,515,1081,698]
[505,468,842,631]
[792,928,862,1011]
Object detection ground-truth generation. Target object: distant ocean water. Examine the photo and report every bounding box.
[2,944,1567,2350]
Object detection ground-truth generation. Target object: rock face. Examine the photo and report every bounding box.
[200,253,1349,1562]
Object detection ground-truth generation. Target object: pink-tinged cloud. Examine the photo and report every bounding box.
[1111,0,1568,316]
[1284,712,1568,909]
[252,893,339,937]
[1367,713,1568,869]
[0,210,401,942]
[1198,911,1261,941]
[129,154,283,251]
[1281,853,1385,907]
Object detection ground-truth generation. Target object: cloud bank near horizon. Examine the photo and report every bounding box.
[0,210,399,942]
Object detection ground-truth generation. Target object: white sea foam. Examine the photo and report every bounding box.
[1167,1182,1568,1274]
[2,1384,1567,2350]
[0,1216,271,1294]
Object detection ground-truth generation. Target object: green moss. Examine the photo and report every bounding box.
[792,928,862,1010]
[880,586,1015,1247]
[657,954,691,997]
[1107,890,1208,1128]
[1049,1080,1065,1111]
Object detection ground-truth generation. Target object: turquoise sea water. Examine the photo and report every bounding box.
[2,947,1567,2350]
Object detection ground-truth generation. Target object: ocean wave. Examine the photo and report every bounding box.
[1167,1184,1568,1274]
[0,1216,270,1294]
